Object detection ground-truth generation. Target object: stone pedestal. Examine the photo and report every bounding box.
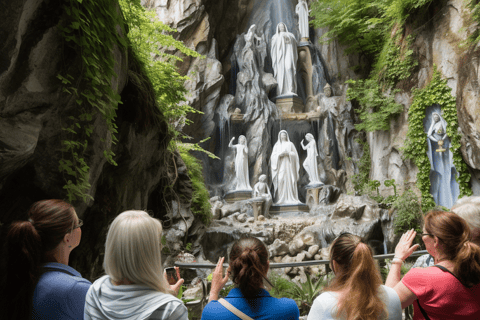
[269,203,309,214]
[305,185,324,208]
[275,95,304,114]
[230,113,243,123]
[224,190,252,203]
[251,197,264,221]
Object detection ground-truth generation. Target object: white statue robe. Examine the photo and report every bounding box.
[303,140,321,185]
[271,131,300,204]
[296,1,309,39]
[271,24,298,96]
[233,144,252,190]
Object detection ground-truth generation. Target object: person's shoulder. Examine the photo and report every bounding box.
[270,297,299,318]
[201,301,233,319]
[149,298,187,320]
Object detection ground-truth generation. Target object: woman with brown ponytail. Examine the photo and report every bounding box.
[386,211,480,319]
[201,237,299,320]
[307,233,402,320]
[0,199,91,320]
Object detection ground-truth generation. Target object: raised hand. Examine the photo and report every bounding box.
[394,229,420,261]
[209,257,230,301]
[164,266,184,296]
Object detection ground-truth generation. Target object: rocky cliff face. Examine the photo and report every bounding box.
[159,0,480,198]
[0,0,190,279]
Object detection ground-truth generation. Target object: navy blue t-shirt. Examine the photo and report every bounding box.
[201,288,299,320]
[32,262,91,320]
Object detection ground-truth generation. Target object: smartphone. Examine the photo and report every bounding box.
[165,267,178,285]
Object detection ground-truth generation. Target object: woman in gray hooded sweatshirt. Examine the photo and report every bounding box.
[84,210,187,320]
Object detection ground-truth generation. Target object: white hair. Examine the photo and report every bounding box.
[104,210,170,293]
[452,196,480,244]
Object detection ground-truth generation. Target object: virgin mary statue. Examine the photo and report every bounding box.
[271,23,298,96]
[271,130,301,205]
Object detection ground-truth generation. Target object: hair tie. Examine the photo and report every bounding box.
[28,218,34,224]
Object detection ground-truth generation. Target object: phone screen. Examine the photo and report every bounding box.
[165,267,178,285]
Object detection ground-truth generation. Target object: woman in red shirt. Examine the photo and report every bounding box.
[386,210,480,319]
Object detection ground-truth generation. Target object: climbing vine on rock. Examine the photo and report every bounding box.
[58,0,127,202]
[403,68,472,210]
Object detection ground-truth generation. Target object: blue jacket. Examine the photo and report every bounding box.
[32,262,91,320]
[201,288,299,320]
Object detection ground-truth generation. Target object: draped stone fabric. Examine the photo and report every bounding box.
[271,130,301,204]
[271,23,298,96]
[230,135,252,190]
[296,0,309,40]
[302,134,321,185]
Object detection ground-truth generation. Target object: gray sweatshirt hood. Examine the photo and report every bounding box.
[84,275,179,320]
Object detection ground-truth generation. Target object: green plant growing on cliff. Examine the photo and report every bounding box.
[466,0,480,44]
[57,0,202,203]
[58,0,127,202]
[392,190,423,235]
[403,68,472,210]
[177,142,214,225]
[352,138,371,193]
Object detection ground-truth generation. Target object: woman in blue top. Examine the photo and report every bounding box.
[0,199,91,320]
[202,237,299,320]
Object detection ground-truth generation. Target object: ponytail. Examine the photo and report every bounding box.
[229,237,269,297]
[454,241,480,287]
[327,234,387,320]
[0,221,42,320]
[0,199,75,320]
[425,211,480,287]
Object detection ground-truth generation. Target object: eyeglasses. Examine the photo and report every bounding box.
[421,233,433,237]
[73,219,83,229]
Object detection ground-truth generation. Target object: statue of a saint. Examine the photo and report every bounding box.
[270,130,301,204]
[427,112,447,152]
[271,23,298,96]
[229,135,252,190]
[301,133,322,185]
[296,0,310,41]
[253,174,272,217]
[425,111,459,208]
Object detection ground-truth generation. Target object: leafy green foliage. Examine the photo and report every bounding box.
[310,0,387,56]
[346,79,404,132]
[392,190,423,234]
[351,139,371,193]
[118,0,202,133]
[58,0,126,202]
[288,273,326,315]
[466,0,480,44]
[403,68,472,210]
[177,143,214,225]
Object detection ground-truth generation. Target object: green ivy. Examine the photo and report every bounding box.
[392,189,423,235]
[58,0,126,202]
[403,68,472,210]
[351,138,371,193]
[177,142,215,225]
[466,0,480,44]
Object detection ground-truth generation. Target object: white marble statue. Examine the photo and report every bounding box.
[301,133,322,185]
[271,130,301,204]
[229,135,252,190]
[296,0,310,40]
[271,23,298,96]
[253,174,272,216]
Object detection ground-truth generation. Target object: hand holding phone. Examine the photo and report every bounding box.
[165,267,178,285]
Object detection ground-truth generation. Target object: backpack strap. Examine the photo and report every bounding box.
[218,298,254,320]
[416,300,431,320]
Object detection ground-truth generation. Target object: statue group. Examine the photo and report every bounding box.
[229,131,322,207]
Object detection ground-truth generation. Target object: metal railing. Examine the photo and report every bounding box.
[174,250,428,269]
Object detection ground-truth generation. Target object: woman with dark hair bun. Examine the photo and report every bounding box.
[201,237,299,320]
[0,199,91,320]
[386,211,480,319]
[307,233,401,320]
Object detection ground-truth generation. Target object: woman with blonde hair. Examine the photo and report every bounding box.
[308,233,401,320]
[386,211,480,319]
[84,210,187,320]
